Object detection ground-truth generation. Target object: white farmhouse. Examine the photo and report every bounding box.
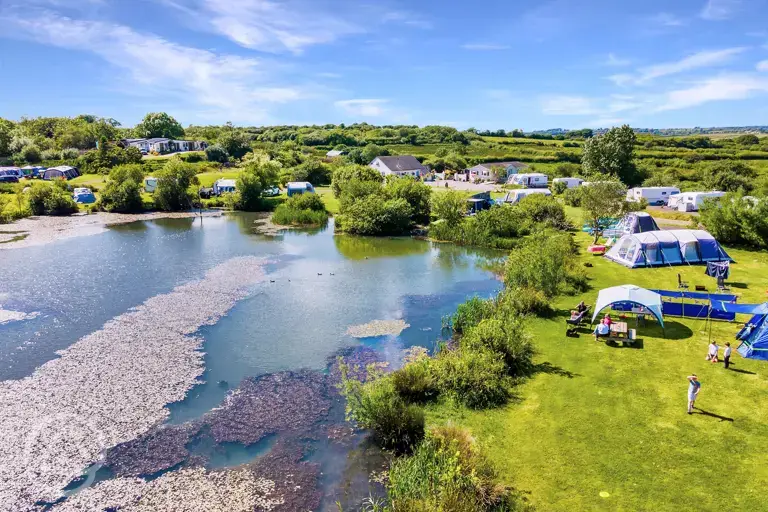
[370,156,427,178]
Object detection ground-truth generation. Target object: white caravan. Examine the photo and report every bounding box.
[675,191,726,212]
[499,188,552,204]
[626,187,681,206]
[508,173,548,188]
[552,177,584,189]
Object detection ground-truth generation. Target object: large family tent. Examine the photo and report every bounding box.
[603,212,660,238]
[605,230,731,268]
[592,285,664,327]
[42,166,80,180]
[735,303,768,361]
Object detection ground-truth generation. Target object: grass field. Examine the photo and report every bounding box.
[425,208,768,511]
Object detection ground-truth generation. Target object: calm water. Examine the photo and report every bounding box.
[0,213,501,506]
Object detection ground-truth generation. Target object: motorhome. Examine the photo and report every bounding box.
[498,188,552,204]
[626,187,681,206]
[508,173,548,188]
[552,177,583,189]
[675,191,726,212]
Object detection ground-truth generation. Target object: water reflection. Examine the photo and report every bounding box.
[334,234,430,260]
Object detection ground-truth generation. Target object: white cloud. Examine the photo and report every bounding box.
[163,0,363,54]
[0,8,310,122]
[651,12,685,27]
[382,10,433,29]
[462,43,510,51]
[700,0,741,20]
[334,99,389,117]
[615,47,746,85]
[605,53,631,66]
[654,73,768,111]
[757,60,768,72]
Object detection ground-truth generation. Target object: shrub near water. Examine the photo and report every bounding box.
[433,347,511,409]
[338,361,425,454]
[504,231,586,297]
[97,164,144,213]
[388,426,532,512]
[272,193,329,226]
[27,181,77,216]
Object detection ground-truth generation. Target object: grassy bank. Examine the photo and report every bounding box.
[424,218,768,511]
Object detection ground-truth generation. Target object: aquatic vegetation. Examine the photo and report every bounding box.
[0,256,267,509]
[346,319,410,338]
[104,424,198,477]
[51,466,284,512]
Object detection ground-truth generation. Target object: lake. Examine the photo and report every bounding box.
[0,213,502,509]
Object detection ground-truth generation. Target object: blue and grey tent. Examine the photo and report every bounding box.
[603,212,659,238]
[734,303,768,361]
[604,229,732,268]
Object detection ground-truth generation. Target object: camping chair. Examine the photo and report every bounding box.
[677,274,689,290]
[565,306,590,336]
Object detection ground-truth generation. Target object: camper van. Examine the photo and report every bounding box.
[552,177,583,189]
[498,188,552,205]
[626,187,681,206]
[675,191,726,212]
[508,173,548,188]
[144,177,158,193]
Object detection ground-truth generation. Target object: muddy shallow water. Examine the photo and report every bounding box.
[0,213,501,510]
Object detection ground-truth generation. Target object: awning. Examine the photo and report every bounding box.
[711,302,768,315]
[592,285,664,327]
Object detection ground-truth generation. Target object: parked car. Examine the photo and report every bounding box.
[264,187,280,197]
[0,175,19,183]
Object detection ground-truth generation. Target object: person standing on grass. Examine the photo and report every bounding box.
[687,375,701,414]
[724,342,732,369]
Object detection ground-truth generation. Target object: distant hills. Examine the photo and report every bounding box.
[531,126,768,136]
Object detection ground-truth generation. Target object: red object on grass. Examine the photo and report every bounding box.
[588,245,607,255]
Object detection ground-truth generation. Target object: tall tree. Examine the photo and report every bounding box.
[580,181,630,243]
[135,112,185,139]
[581,125,639,185]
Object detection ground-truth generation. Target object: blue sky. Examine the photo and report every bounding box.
[1,0,768,130]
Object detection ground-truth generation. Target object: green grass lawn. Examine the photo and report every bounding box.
[315,186,339,214]
[70,174,107,188]
[425,218,768,511]
[195,170,242,188]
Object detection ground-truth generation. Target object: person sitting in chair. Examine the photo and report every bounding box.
[575,301,587,314]
[603,313,613,326]
[594,320,610,341]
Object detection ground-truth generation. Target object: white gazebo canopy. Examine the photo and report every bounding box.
[591,285,664,327]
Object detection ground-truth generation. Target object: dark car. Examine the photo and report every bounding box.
[0,175,19,183]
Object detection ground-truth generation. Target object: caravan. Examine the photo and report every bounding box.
[626,187,680,206]
[552,177,583,189]
[675,191,725,212]
[498,188,552,205]
[508,173,548,188]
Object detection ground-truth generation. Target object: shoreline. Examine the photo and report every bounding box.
[0,211,223,250]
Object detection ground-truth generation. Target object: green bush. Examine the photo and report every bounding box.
[20,144,42,163]
[236,160,280,211]
[97,164,144,213]
[501,286,551,316]
[205,144,229,163]
[180,152,204,163]
[153,157,198,211]
[27,182,77,216]
[563,186,583,206]
[461,317,534,378]
[703,160,757,193]
[430,190,466,225]
[504,231,582,298]
[336,195,413,235]
[552,180,567,195]
[391,358,439,404]
[272,204,328,226]
[515,193,571,230]
[388,426,531,512]
[41,149,62,161]
[284,192,325,211]
[699,193,768,249]
[60,148,80,160]
[385,177,432,224]
[331,164,383,197]
[339,362,425,453]
[452,296,496,334]
[434,347,511,409]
